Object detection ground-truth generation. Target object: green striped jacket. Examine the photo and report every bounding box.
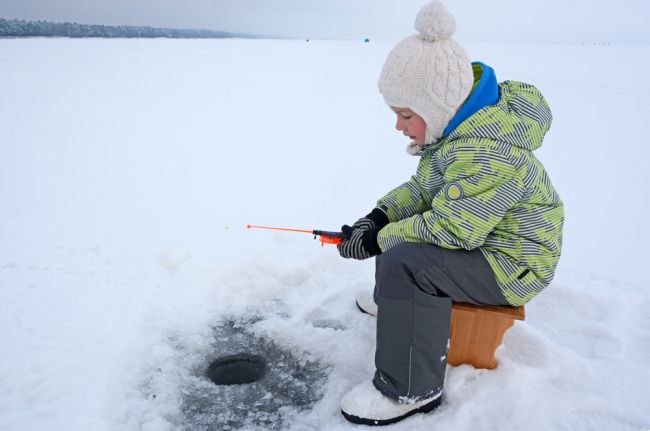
[376,81,564,306]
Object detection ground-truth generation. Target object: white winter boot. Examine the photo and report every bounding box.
[340,380,442,426]
[355,290,378,316]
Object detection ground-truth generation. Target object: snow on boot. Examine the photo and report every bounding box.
[340,380,442,426]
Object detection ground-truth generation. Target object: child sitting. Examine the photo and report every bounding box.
[337,0,564,426]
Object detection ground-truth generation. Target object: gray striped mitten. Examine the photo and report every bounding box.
[351,217,375,231]
[337,225,381,260]
[350,208,390,231]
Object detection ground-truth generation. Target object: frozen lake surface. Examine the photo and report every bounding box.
[1,38,649,430]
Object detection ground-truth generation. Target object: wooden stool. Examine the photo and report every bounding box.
[447,302,525,369]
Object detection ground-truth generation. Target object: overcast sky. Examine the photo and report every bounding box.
[1,0,648,43]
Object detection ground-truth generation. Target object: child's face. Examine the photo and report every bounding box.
[391,107,427,145]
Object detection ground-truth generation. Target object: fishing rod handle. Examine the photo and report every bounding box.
[312,230,351,239]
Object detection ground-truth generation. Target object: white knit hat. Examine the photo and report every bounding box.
[378,1,473,150]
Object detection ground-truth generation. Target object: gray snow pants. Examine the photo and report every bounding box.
[372,243,510,403]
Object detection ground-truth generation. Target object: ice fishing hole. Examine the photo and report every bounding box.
[207,353,266,385]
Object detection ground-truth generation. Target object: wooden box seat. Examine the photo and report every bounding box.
[448,302,525,369]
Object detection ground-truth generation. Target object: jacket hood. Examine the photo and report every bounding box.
[448,80,553,151]
[443,62,499,137]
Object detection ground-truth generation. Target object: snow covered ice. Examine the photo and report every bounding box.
[157,248,191,272]
[1,38,650,430]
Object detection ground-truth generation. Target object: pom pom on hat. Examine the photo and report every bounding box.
[414,0,456,42]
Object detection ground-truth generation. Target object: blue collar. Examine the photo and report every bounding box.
[443,62,499,137]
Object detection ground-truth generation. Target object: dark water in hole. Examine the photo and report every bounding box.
[180,319,329,431]
[207,353,266,385]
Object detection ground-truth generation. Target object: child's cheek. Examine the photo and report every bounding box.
[415,121,426,137]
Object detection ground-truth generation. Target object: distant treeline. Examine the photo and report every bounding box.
[0,17,232,38]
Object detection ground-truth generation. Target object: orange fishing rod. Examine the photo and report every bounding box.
[246,224,350,246]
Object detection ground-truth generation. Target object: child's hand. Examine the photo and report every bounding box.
[351,216,375,231]
[349,208,390,231]
[337,225,381,260]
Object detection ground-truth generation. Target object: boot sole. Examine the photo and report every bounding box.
[341,395,442,426]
